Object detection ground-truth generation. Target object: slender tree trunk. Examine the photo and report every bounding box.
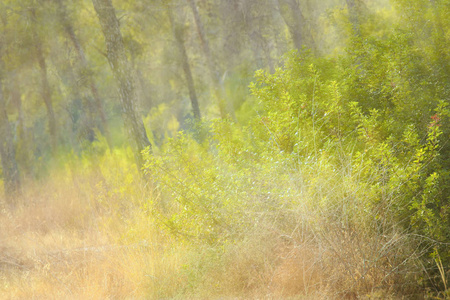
[57,0,112,147]
[187,0,235,120]
[92,0,151,167]
[0,79,21,200]
[0,16,20,199]
[167,4,201,121]
[60,58,97,145]
[31,16,58,153]
[36,42,58,153]
[277,0,315,52]
[1,14,30,180]
[9,72,33,176]
[59,18,96,144]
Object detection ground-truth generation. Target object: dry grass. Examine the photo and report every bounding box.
[0,165,187,299]
[0,157,437,299]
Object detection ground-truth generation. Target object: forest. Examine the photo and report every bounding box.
[0,0,449,298]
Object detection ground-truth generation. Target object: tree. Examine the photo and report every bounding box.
[0,77,21,199]
[0,6,33,176]
[57,0,112,147]
[167,2,201,121]
[31,7,58,153]
[218,0,277,71]
[91,0,151,166]
[7,71,33,176]
[276,0,316,52]
[187,0,235,120]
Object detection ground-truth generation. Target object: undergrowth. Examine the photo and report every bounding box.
[2,48,449,298]
[2,3,450,295]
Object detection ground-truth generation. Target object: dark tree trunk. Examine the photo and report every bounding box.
[57,0,112,147]
[277,0,315,52]
[187,0,235,120]
[0,79,21,200]
[167,4,201,121]
[92,0,151,166]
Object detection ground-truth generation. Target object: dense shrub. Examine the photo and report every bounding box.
[143,30,448,300]
[140,0,449,296]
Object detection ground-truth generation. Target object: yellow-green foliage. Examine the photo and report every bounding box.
[142,34,449,295]
[2,0,449,298]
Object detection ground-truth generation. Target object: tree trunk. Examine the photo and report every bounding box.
[187,0,235,120]
[9,72,33,176]
[31,11,58,153]
[0,15,21,200]
[277,0,315,52]
[0,79,21,200]
[92,0,151,167]
[57,0,112,147]
[167,4,201,121]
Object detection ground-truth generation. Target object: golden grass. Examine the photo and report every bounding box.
[0,155,436,299]
[0,163,187,299]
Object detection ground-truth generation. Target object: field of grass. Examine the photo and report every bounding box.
[0,154,183,299]
[2,145,444,299]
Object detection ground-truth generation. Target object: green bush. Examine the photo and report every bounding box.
[142,1,449,295]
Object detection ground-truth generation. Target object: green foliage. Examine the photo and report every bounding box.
[143,13,449,290]
[2,0,449,296]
